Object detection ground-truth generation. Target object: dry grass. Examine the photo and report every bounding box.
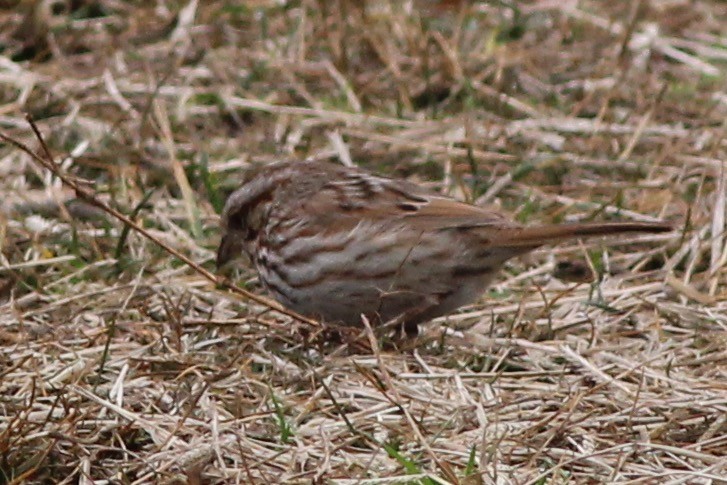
[1,1,726,483]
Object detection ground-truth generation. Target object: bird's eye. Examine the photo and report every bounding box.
[227,209,248,231]
[243,206,265,241]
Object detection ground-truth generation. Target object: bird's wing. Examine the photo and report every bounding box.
[294,168,518,234]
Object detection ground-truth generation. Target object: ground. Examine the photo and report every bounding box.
[0,1,726,483]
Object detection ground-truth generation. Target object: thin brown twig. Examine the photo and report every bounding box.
[0,115,319,327]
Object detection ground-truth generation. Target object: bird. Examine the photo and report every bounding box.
[216,160,671,336]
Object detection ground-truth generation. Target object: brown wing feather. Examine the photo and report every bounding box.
[298,168,516,233]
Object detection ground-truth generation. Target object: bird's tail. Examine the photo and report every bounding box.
[490,221,672,248]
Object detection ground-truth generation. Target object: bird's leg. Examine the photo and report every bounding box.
[382,294,440,340]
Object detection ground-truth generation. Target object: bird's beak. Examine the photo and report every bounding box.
[216,233,252,272]
[216,234,237,270]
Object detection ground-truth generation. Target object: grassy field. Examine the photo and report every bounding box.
[1,1,726,483]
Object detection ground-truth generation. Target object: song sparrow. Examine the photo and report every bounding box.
[217,160,671,335]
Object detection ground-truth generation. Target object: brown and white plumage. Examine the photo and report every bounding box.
[217,160,671,332]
